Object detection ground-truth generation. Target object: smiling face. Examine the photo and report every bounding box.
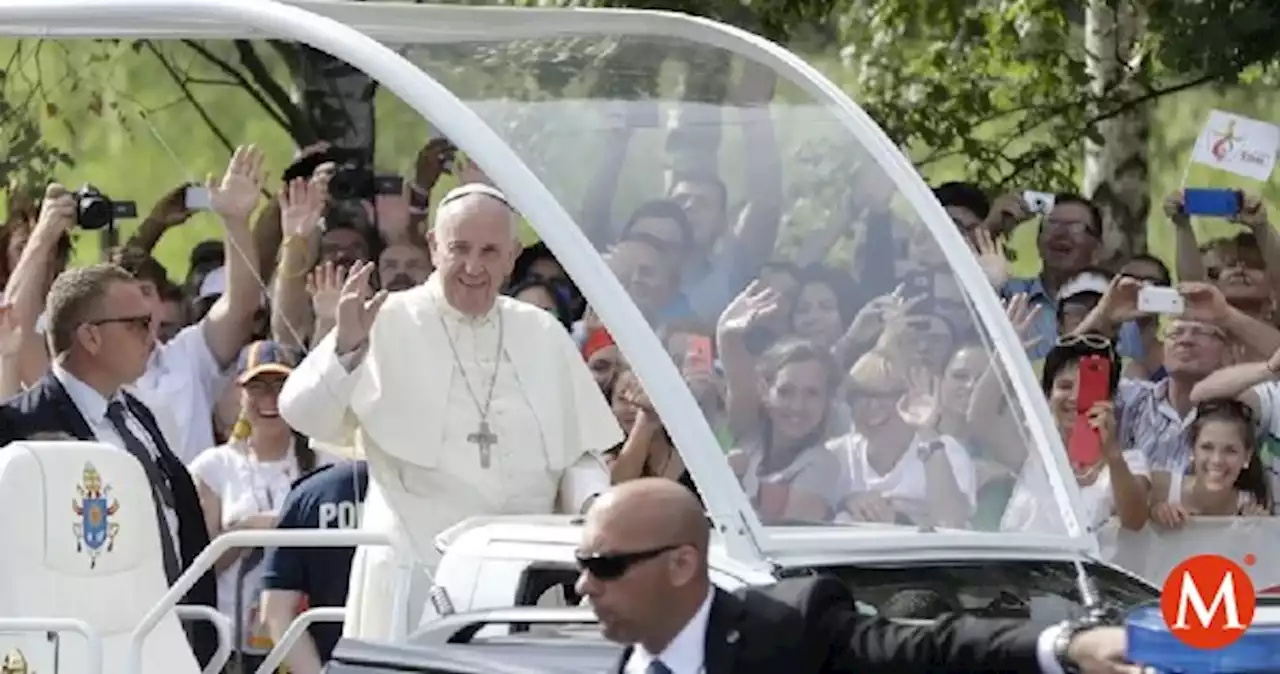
[240,373,289,431]
[1191,419,1251,492]
[428,195,520,316]
[1038,201,1099,274]
[791,281,843,348]
[761,358,829,444]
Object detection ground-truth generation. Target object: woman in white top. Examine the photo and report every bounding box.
[1150,399,1272,527]
[1001,335,1149,533]
[189,341,330,667]
[827,349,977,528]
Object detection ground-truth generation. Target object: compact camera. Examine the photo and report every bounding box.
[73,185,137,231]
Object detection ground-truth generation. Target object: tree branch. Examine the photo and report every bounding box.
[232,40,316,143]
[178,39,292,133]
[142,40,236,156]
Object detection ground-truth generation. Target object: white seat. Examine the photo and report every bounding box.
[0,441,199,674]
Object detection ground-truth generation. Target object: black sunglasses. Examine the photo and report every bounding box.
[575,544,682,581]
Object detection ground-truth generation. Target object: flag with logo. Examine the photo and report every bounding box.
[1098,516,1280,594]
[1189,110,1280,182]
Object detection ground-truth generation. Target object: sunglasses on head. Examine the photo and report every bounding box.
[575,544,682,581]
[1056,333,1112,350]
[1195,398,1256,426]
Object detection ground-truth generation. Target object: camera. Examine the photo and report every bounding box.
[328,164,403,202]
[74,185,137,231]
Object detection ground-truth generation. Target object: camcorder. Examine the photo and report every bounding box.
[74,185,138,231]
[283,146,403,202]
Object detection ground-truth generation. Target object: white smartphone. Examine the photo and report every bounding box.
[1022,190,1056,215]
[184,185,211,211]
[1137,285,1185,315]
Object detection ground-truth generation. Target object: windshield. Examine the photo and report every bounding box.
[393,30,1079,541]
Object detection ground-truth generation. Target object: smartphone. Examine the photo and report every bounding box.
[684,334,714,375]
[1068,355,1111,469]
[1137,285,1185,315]
[1022,191,1056,215]
[373,174,404,196]
[184,185,211,211]
[1182,187,1242,218]
[901,270,934,299]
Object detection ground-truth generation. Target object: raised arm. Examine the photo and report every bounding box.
[722,64,782,271]
[1237,193,1280,299]
[2,184,74,388]
[126,183,196,253]
[271,176,327,349]
[203,145,266,367]
[716,282,782,439]
[1165,191,1207,282]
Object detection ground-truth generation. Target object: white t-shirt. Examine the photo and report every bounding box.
[189,442,334,652]
[1241,381,1280,505]
[1003,449,1148,534]
[827,431,977,520]
[134,323,228,464]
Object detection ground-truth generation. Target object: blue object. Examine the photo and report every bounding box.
[1127,599,1280,673]
[1182,188,1242,218]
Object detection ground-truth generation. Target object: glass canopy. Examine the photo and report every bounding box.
[0,0,1090,563]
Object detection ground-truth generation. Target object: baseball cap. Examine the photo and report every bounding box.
[235,340,301,385]
[1057,271,1110,302]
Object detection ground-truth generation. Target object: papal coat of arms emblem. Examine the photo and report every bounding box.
[71,462,120,568]
[1,648,31,674]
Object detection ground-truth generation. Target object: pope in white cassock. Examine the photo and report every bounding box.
[279,183,623,640]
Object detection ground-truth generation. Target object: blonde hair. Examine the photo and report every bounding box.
[847,349,908,393]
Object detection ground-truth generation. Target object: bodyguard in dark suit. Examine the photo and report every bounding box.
[0,264,218,667]
[576,479,1135,674]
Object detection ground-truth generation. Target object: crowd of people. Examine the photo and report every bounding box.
[0,111,1277,673]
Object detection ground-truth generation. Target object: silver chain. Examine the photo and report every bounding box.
[436,300,505,422]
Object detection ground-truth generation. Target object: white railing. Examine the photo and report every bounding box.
[254,607,346,674]
[127,529,392,674]
[1097,516,1280,591]
[174,606,234,674]
[0,618,101,674]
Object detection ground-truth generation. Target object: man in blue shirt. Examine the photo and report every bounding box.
[259,461,368,673]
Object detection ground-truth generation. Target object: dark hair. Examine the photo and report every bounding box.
[619,199,695,250]
[1049,193,1103,239]
[1,196,73,283]
[789,264,856,331]
[1123,254,1172,286]
[507,277,572,329]
[1041,335,1120,398]
[933,182,990,221]
[158,279,184,304]
[616,231,672,259]
[1188,399,1270,510]
[110,246,169,290]
[46,263,137,354]
[510,242,557,286]
[668,172,728,213]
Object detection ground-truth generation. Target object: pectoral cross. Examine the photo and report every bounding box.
[467,421,499,469]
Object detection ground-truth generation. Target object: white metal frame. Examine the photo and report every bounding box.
[0,0,1092,570]
[0,618,101,674]
[254,607,346,674]
[172,606,233,674]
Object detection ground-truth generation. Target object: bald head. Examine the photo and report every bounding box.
[587,478,710,554]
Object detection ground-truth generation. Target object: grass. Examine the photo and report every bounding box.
[2,36,1279,282]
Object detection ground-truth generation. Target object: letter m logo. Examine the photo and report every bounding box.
[1172,570,1245,630]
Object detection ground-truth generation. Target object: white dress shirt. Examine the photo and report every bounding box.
[624,588,714,674]
[52,364,182,561]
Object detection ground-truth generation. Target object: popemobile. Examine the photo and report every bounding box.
[3,1,1276,674]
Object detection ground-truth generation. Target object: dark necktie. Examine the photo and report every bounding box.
[105,400,182,584]
[646,659,674,674]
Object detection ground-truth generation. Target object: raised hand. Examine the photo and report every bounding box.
[1163,190,1190,228]
[1003,292,1042,351]
[1238,192,1269,231]
[969,228,1010,288]
[35,183,76,237]
[334,260,388,355]
[897,366,941,429]
[209,144,267,222]
[147,183,197,227]
[1096,275,1147,325]
[414,136,456,191]
[1086,401,1121,459]
[718,280,783,334]
[844,285,924,346]
[0,303,20,358]
[279,177,325,239]
[307,261,347,326]
[1178,281,1231,324]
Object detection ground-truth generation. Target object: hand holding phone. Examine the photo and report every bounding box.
[1067,354,1111,470]
[1182,187,1242,218]
[1022,191,1055,215]
[184,185,211,211]
[1136,285,1185,315]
